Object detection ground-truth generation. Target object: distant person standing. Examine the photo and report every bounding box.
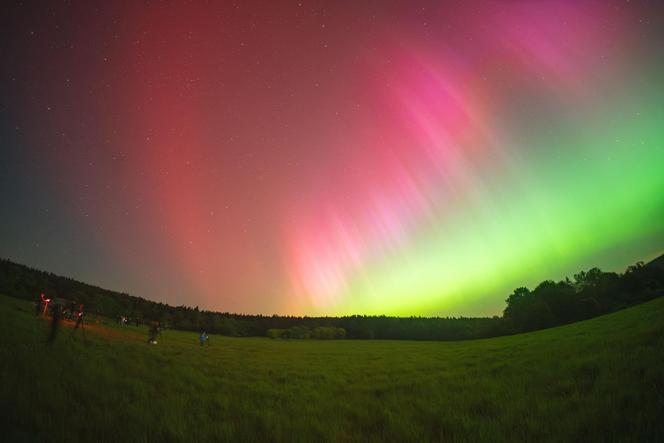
[147,321,160,344]
[199,331,209,346]
[74,304,84,330]
[39,293,51,316]
[48,304,62,344]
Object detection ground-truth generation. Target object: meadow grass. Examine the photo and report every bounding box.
[1,293,662,442]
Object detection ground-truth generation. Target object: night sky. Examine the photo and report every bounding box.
[1,1,663,316]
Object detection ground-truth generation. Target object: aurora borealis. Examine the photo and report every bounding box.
[1,1,663,316]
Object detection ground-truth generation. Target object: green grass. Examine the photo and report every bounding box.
[1,294,662,442]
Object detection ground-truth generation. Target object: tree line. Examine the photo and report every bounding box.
[1,255,662,340]
[503,259,664,333]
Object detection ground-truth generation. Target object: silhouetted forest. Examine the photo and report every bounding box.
[1,254,662,340]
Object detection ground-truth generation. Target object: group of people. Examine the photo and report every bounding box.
[36,293,212,348]
[35,293,85,344]
[146,323,210,347]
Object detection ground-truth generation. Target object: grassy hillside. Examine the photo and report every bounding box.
[1,293,662,442]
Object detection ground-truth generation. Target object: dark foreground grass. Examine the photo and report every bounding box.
[1,294,663,442]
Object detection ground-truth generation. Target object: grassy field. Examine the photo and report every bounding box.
[1,294,662,442]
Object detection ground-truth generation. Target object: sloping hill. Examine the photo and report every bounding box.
[1,293,662,442]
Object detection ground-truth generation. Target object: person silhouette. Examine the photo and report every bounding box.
[147,321,161,344]
[48,304,62,344]
[74,304,84,330]
[199,331,209,346]
[39,293,51,316]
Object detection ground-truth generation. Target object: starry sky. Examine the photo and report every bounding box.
[1,1,663,316]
